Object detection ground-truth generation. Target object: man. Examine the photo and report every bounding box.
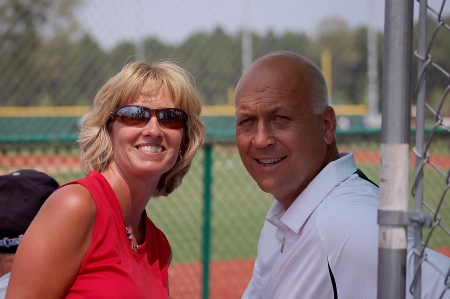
[235,51,450,298]
[0,169,59,298]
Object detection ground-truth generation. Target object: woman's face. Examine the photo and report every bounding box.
[108,84,184,181]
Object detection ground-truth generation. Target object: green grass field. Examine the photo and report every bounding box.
[6,139,449,265]
[358,164,450,249]
[146,143,450,264]
[146,148,274,264]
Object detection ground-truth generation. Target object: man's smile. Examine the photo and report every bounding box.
[256,156,286,166]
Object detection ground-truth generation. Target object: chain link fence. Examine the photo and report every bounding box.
[1,1,450,298]
[0,0,388,108]
[411,0,450,298]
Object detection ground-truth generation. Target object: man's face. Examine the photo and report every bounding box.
[235,62,328,209]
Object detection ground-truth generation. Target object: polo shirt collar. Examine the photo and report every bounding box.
[266,152,357,233]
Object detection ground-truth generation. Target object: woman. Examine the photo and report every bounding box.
[6,61,205,298]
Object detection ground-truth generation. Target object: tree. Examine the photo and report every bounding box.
[316,17,366,104]
[411,16,450,117]
[0,0,81,106]
[176,28,241,105]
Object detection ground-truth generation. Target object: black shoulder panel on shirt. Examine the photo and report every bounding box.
[355,169,379,188]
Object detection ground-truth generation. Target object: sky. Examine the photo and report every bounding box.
[75,0,384,50]
[75,0,449,51]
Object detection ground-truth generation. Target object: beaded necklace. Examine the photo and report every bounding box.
[125,226,141,252]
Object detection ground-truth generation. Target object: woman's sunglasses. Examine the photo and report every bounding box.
[111,105,188,129]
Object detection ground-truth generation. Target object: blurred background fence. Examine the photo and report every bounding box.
[410,0,450,298]
[1,1,450,298]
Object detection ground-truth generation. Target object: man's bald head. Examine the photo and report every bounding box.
[236,51,329,114]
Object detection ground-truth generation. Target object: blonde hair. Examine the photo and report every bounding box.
[78,61,205,196]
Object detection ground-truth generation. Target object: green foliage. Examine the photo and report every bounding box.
[174,28,241,105]
[1,3,449,109]
[411,16,450,117]
[0,0,83,105]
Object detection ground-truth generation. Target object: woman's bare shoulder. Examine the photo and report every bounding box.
[22,182,97,251]
[44,183,96,219]
[6,182,98,298]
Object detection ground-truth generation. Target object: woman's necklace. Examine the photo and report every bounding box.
[125,225,141,252]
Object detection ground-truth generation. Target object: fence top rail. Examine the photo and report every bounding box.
[1,125,447,145]
[0,105,368,117]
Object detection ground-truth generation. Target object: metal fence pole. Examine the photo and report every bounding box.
[202,144,213,299]
[378,0,414,298]
[413,1,428,298]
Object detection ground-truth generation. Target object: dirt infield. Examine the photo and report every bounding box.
[349,150,450,169]
[2,150,449,176]
[0,153,83,175]
[169,259,254,299]
[433,247,450,257]
[170,248,450,299]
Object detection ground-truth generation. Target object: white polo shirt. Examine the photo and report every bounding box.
[243,152,450,299]
[0,272,10,299]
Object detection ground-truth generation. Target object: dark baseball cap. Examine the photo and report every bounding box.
[0,169,59,253]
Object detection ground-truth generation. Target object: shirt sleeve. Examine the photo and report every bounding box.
[242,258,262,299]
[406,233,450,299]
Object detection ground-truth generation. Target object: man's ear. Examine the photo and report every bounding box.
[322,106,337,145]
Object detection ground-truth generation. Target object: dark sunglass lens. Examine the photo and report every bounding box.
[158,109,187,129]
[115,106,149,126]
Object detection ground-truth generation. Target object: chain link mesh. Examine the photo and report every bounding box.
[411,0,450,297]
[1,1,450,298]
